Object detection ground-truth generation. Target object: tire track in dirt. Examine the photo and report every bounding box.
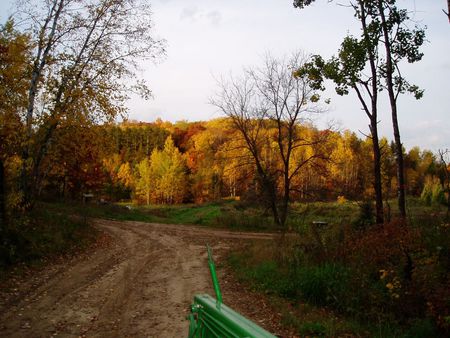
[0,219,275,337]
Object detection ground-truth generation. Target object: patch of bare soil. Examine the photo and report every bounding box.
[0,219,293,337]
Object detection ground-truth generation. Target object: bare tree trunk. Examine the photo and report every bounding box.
[378,1,407,219]
[359,1,384,224]
[280,174,290,228]
[0,159,6,228]
[392,115,406,218]
[255,164,281,226]
[439,149,450,219]
[212,53,328,229]
[371,121,384,224]
[21,0,65,207]
[446,0,450,22]
[269,190,281,226]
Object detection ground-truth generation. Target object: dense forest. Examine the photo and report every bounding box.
[5,118,444,210]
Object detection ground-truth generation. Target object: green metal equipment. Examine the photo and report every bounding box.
[187,245,276,338]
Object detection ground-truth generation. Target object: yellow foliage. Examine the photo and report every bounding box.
[379,269,388,280]
[117,162,133,188]
[337,195,347,204]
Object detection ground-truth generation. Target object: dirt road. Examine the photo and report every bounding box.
[0,219,276,338]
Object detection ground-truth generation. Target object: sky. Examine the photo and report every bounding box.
[1,0,449,151]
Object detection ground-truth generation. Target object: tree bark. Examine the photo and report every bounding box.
[0,159,6,228]
[371,119,384,224]
[378,1,407,219]
[447,0,450,22]
[255,162,281,226]
[359,1,384,224]
[439,149,450,219]
[21,0,65,207]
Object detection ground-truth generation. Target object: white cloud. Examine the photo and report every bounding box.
[179,6,222,26]
[180,6,200,22]
[136,0,449,153]
[2,0,445,151]
[206,10,222,26]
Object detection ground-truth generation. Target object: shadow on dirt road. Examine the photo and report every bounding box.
[0,219,274,338]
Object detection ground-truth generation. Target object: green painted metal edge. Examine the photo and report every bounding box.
[207,245,223,305]
[192,294,276,338]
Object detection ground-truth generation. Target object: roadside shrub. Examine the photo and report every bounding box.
[340,219,449,333]
[432,184,446,205]
[404,318,439,338]
[354,199,374,227]
[0,206,94,269]
[299,321,327,336]
[337,195,347,204]
[421,176,445,206]
[293,263,350,307]
[228,203,449,336]
[343,221,420,269]
[248,261,295,297]
[421,183,433,205]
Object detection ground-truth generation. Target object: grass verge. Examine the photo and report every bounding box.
[226,209,449,337]
[44,200,276,231]
[0,204,98,272]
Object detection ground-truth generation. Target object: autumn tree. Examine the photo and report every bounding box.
[135,137,187,205]
[135,158,152,205]
[104,124,169,164]
[293,1,426,221]
[218,129,254,200]
[375,1,425,218]
[117,162,134,190]
[187,120,227,202]
[0,20,32,221]
[328,131,364,199]
[13,0,165,207]
[150,137,187,204]
[438,149,450,217]
[295,15,385,222]
[212,53,330,227]
[39,123,107,198]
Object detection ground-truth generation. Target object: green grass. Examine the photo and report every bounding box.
[227,243,406,337]
[288,201,359,229]
[44,195,447,233]
[288,197,447,231]
[45,201,225,225]
[136,202,223,225]
[44,199,275,231]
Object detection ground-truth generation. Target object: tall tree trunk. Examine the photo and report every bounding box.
[378,1,407,218]
[279,168,290,229]
[251,147,282,226]
[392,113,406,218]
[439,150,450,219]
[280,188,289,229]
[447,0,450,22]
[0,159,6,228]
[21,0,65,207]
[263,177,281,227]
[371,120,384,224]
[359,1,384,224]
